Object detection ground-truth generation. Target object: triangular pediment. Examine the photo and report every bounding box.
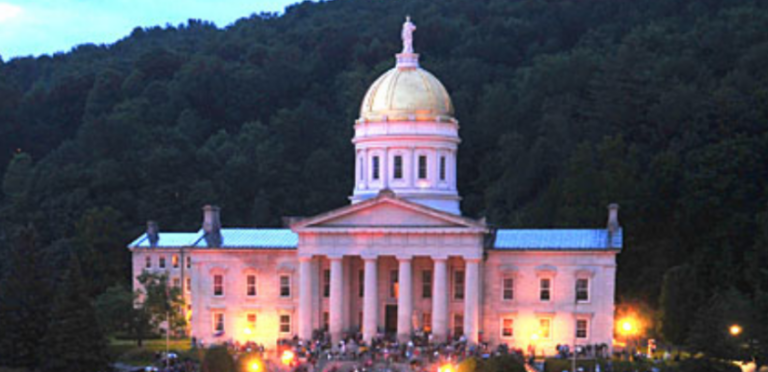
[291,193,485,231]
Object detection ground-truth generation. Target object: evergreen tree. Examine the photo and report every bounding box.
[0,226,50,369]
[41,253,108,372]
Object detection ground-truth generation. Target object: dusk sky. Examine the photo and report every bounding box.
[0,0,306,59]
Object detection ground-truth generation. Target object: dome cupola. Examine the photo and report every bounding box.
[350,17,462,215]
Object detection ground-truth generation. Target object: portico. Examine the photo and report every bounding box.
[291,191,487,344]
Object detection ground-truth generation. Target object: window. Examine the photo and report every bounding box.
[393,155,403,179]
[173,278,180,288]
[323,269,331,298]
[576,319,588,339]
[540,278,551,301]
[280,275,291,298]
[503,278,514,300]
[172,255,179,268]
[159,256,166,269]
[439,156,446,181]
[323,312,329,331]
[454,270,465,300]
[418,155,427,179]
[453,314,464,337]
[423,313,432,333]
[422,270,432,299]
[213,275,224,296]
[372,156,380,180]
[390,270,399,298]
[576,278,589,302]
[213,312,224,333]
[501,318,514,338]
[279,314,291,334]
[359,157,364,181]
[145,256,152,268]
[185,277,191,293]
[247,313,257,331]
[247,274,257,297]
[186,256,191,269]
[539,318,551,339]
[359,270,364,298]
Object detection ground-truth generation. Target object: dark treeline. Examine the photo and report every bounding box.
[1,0,768,368]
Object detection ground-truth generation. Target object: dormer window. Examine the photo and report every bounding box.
[372,156,380,180]
[418,155,427,179]
[394,155,403,179]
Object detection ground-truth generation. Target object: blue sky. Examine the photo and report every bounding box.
[0,0,305,59]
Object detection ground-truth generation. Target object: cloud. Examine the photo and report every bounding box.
[0,2,22,23]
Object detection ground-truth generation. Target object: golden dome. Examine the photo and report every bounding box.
[359,64,454,123]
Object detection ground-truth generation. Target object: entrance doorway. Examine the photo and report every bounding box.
[385,305,398,334]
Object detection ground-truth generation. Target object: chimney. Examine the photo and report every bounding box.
[202,205,222,247]
[146,220,159,247]
[607,203,620,233]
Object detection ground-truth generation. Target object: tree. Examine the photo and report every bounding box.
[687,288,753,362]
[659,264,700,345]
[41,254,108,372]
[136,271,187,336]
[94,284,153,346]
[0,226,50,369]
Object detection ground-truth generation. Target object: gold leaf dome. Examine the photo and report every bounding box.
[359,63,455,123]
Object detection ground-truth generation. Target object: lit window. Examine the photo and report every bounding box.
[213,312,224,333]
[280,275,291,298]
[185,277,191,293]
[213,275,224,296]
[453,313,464,337]
[501,318,514,338]
[454,271,465,300]
[247,313,257,331]
[172,255,179,268]
[418,155,427,179]
[503,277,514,300]
[323,269,330,298]
[576,319,588,339]
[323,312,329,331]
[247,274,257,297]
[539,318,551,339]
[186,256,191,269]
[390,270,399,298]
[540,278,551,301]
[439,156,446,181]
[422,270,432,299]
[173,278,180,288]
[145,256,152,268]
[372,156,380,180]
[393,155,403,179]
[576,278,589,302]
[359,270,364,298]
[423,312,432,333]
[279,314,291,334]
[159,257,166,269]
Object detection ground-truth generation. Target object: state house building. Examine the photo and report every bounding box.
[128,19,621,356]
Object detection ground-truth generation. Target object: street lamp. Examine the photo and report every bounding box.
[438,363,455,372]
[729,324,742,337]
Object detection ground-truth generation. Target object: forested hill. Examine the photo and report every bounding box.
[2,0,768,336]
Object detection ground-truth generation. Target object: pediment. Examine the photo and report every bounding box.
[291,193,485,231]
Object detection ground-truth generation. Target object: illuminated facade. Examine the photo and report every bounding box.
[128,18,621,356]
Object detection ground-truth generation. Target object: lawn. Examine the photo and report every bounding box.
[108,337,199,366]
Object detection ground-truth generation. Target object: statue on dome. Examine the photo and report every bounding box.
[402,16,417,54]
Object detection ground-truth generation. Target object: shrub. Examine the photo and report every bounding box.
[202,346,235,372]
[476,355,526,372]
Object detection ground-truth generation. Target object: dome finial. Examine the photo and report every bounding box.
[401,15,417,54]
[396,16,419,69]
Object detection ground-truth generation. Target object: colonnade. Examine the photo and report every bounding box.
[297,255,481,344]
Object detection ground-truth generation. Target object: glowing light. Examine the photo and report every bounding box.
[281,350,295,366]
[531,333,540,341]
[438,364,455,372]
[730,324,742,336]
[618,317,638,336]
[244,327,252,335]
[0,3,22,23]
[249,360,262,372]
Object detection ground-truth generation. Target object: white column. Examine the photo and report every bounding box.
[329,256,344,343]
[298,257,313,341]
[432,257,449,343]
[362,256,378,343]
[397,256,413,342]
[463,258,480,344]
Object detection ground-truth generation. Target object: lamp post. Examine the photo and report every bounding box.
[618,317,638,360]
